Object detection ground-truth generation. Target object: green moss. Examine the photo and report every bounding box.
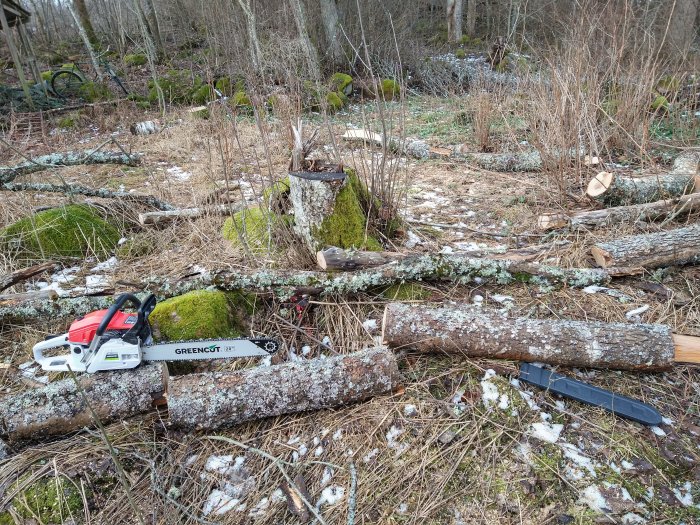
[192,84,213,105]
[330,72,353,96]
[10,477,83,524]
[651,94,669,111]
[381,283,430,300]
[380,79,400,101]
[41,70,52,82]
[78,81,112,102]
[190,107,209,119]
[326,91,344,112]
[57,116,76,129]
[115,233,155,259]
[149,289,244,342]
[313,173,382,251]
[656,74,681,94]
[0,205,120,262]
[230,90,252,111]
[222,206,273,253]
[148,70,203,104]
[455,49,466,59]
[215,76,232,95]
[124,53,147,67]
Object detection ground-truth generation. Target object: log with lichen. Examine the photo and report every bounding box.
[538,192,700,230]
[586,171,695,206]
[459,151,543,172]
[0,363,167,443]
[0,150,142,183]
[591,223,700,269]
[0,255,615,323]
[381,303,686,370]
[167,348,400,430]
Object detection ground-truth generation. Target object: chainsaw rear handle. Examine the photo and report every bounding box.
[95,293,142,338]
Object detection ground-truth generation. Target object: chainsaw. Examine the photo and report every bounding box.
[33,293,279,373]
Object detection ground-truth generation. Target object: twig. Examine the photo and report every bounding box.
[207,435,328,525]
[347,462,357,525]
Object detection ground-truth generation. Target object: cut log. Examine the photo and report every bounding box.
[591,223,700,269]
[130,120,159,135]
[538,192,700,230]
[459,151,543,172]
[381,303,688,370]
[139,203,245,226]
[0,363,167,443]
[317,247,404,270]
[586,171,696,206]
[167,348,400,430]
[0,261,58,292]
[0,150,142,183]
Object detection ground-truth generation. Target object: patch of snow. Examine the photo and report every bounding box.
[621,460,634,470]
[579,485,608,513]
[491,294,514,304]
[555,400,567,411]
[318,486,345,506]
[85,274,110,291]
[404,230,422,248]
[321,467,334,486]
[621,513,647,524]
[363,448,380,463]
[248,497,269,518]
[18,361,34,370]
[650,426,666,437]
[203,490,239,516]
[297,444,308,457]
[472,294,484,304]
[403,404,417,417]
[271,489,286,503]
[386,425,408,454]
[673,482,694,506]
[362,319,377,332]
[396,502,408,514]
[90,257,118,272]
[332,429,343,441]
[529,422,563,443]
[167,166,192,181]
[661,417,674,425]
[321,335,332,348]
[517,389,541,411]
[314,446,323,457]
[118,237,128,245]
[439,245,454,254]
[258,355,272,367]
[204,455,245,477]
[560,443,597,477]
[540,412,552,421]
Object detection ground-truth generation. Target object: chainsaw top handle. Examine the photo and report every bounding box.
[95,293,142,338]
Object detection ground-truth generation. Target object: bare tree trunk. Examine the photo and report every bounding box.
[290,0,321,78]
[72,0,100,50]
[168,349,400,430]
[236,0,263,74]
[465,0,476,35]
[320,0,343,66]
[142,0,165,61]
[663,0,699,55]
[0,8,33,109]
[446,0,463,42]
[382,303,680,371]
[67,3,103,80]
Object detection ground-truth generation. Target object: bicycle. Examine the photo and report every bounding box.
[50,53,129,100]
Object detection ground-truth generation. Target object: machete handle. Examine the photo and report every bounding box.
[95,293,142,338]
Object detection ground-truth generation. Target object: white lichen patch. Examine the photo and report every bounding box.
[203,489,239,516]
[363,448,380,463]
[403,404,417,417]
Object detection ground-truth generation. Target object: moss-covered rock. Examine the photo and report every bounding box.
[41,70,53,82]
[651,94,669,111]
[313,172,382,251]
[222,206,272,253]
[149,289,247,342]
[326,91,344,113]
[330,72,353,96]
[455,49,466,59]
[148,69,203,105]
[78,81,113,102]
[124,53,147,67]
[381,283,430,300]
[0,205,120,262]
[379,79,400,101]
[230,90,253,112]
[7,477,83,524]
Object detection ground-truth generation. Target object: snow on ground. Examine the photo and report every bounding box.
[529,422,564,443]
[318,486,345,506]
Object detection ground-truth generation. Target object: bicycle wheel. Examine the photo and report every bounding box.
[51,70,84,99]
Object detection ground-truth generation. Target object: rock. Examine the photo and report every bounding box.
[438,429,457,445]
[0,205,120,262]
[330,73,353,96]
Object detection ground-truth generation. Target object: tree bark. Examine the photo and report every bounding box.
[0,150,141,183]
[663,0,699,55]
[0,363,167,443]
[382,303,680,371]
[586,171,696,206]
[319,0,343,66]
[317,247,404,270]
[289,0,320,79]
[465,0,476,35]
[235,0,263,74]
[591,223,700,269]
[141,0,165,61]
[67,3,103,80]
[71,0,100,50]
[0,262,58,292]
[538,192,700,231]
[167,349,400,430]
[139,203,244,226]
[2,181,173,211]
[446,0,463,42]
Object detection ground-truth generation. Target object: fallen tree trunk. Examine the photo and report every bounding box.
[538,192,700,230]
[0,256,616,323]
[1,181,174,211]
[0,293,113,324]
[317,247,404,270]
[0,150,142,183]
[0,261,58,292]
[591,223,700,269]
[167,348,400,430]
[139,203,244,226]
[586,171,696,206]
[459,151,543,172]
[382,303,699,370]
[0,363,167,443]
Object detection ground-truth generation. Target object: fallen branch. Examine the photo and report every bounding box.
[0,363,166,443]
[2,181,174,211]
[138,203,244,226]
[382,303,699,371]
[0,149,142,183]
[538,192,700,230]
[591,223,700,269]
[458,151,543,172]
[167,348,400,430]
[0,261,58,292]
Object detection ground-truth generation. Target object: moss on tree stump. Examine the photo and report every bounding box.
[0,205,120,262]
